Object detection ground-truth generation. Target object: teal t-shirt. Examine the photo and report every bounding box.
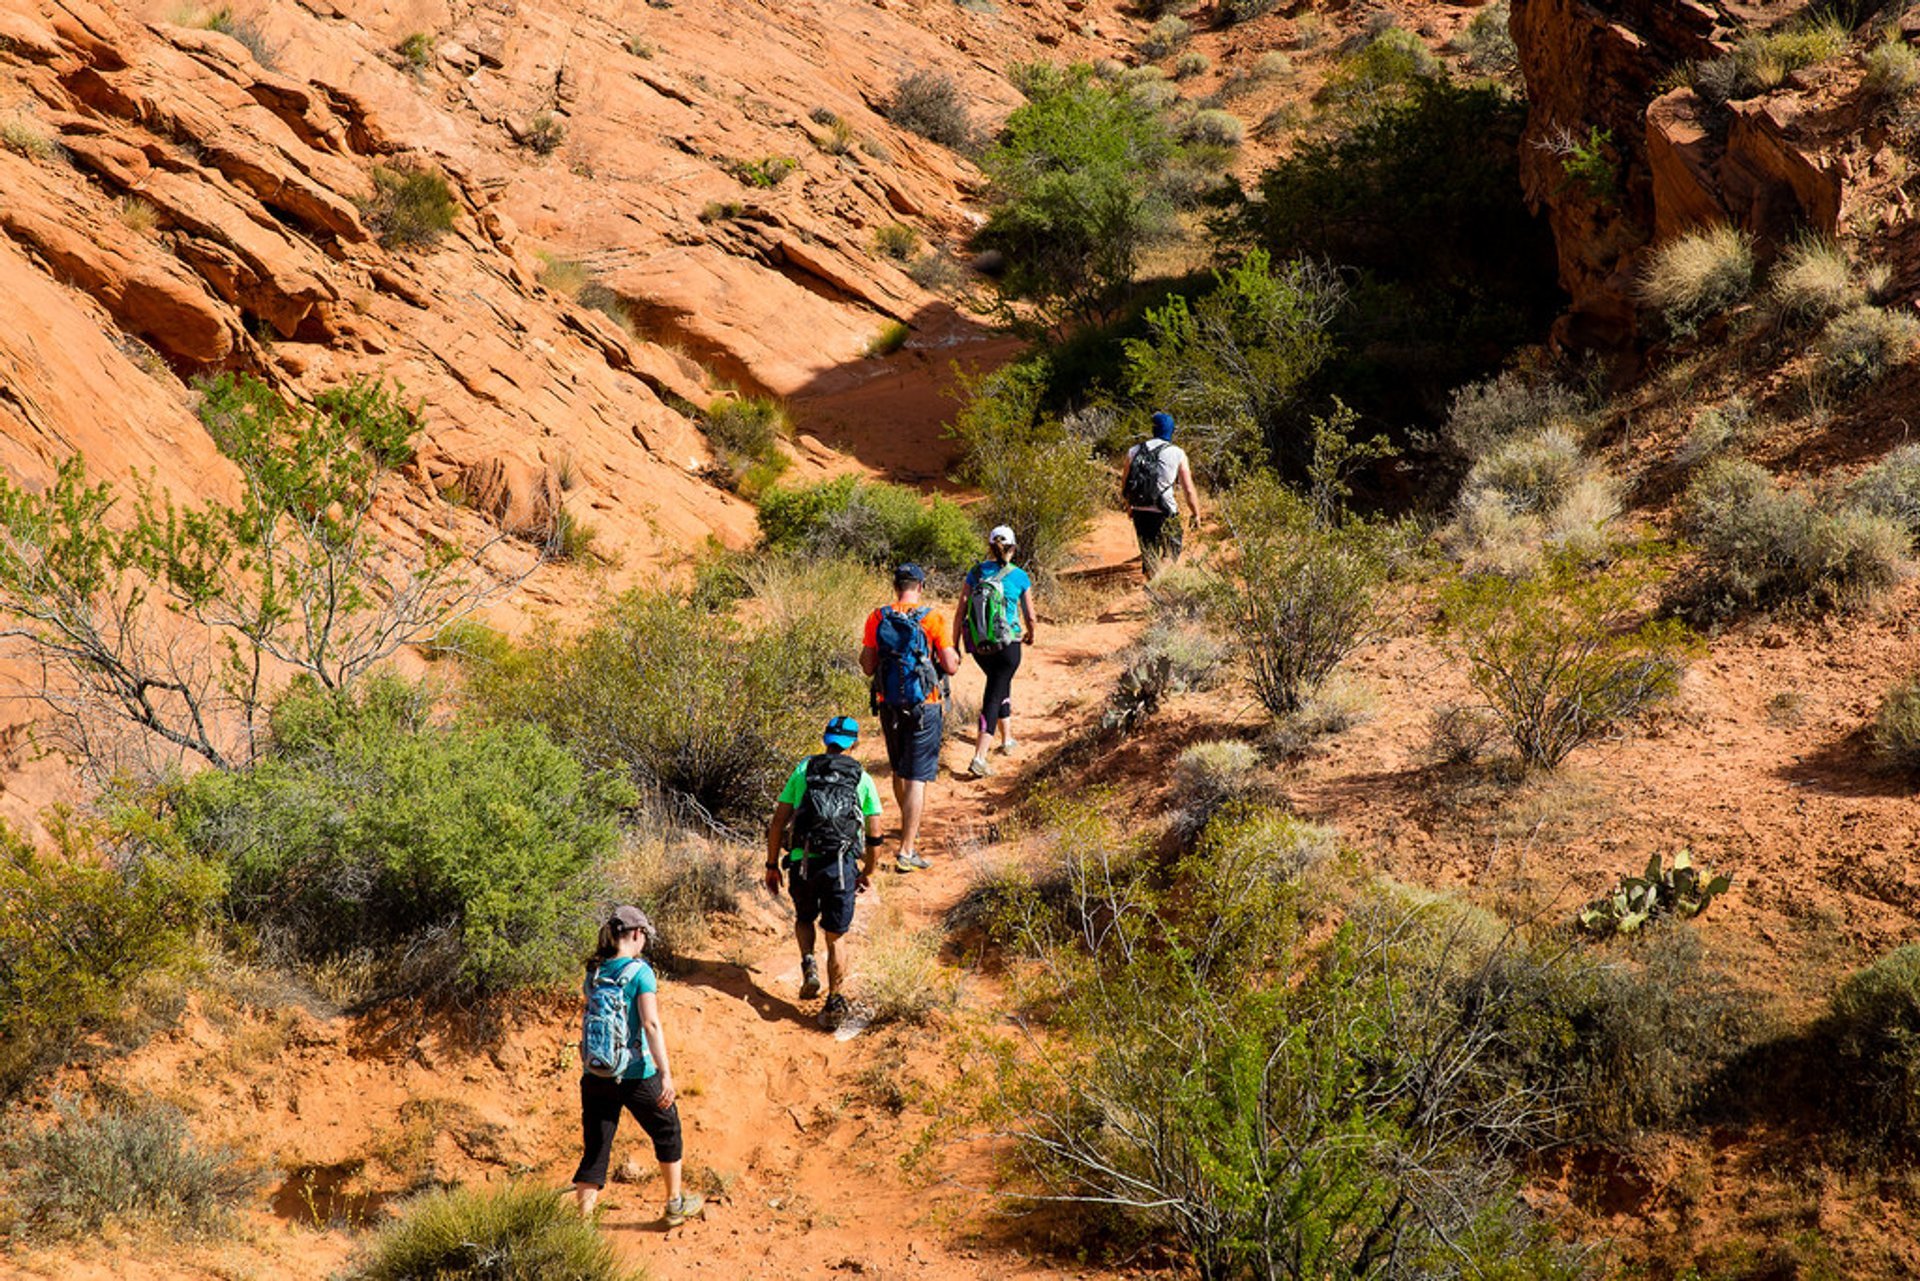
[964,561,1032,642]
[585,957,658,1080]
[777,755,882,861]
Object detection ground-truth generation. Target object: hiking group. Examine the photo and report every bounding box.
[570,412,1196,1229]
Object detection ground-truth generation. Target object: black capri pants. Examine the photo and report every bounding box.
[573,1071,684,1187]
[972,642,1023,735]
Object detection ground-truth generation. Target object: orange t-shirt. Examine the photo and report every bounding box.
[863,605,953,704]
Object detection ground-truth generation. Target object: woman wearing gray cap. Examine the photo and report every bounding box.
[955,525,1036,778]
[572,905,704,1227]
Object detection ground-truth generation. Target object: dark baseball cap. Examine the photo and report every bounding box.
[893,563,926,585]
[824,715,860,749]
[609,905,654,936]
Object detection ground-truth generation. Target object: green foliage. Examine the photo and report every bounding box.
[731,154,798,187]
[0,821,220,1093]
[362,165,457,249]
[885,70,975,149]
[1217,475,1389,716]
[1677,458,1909,619]
[1578,850,1732,935]
[1638,225,1754,333]
[1852,444,1920,537]
[1238,80,1559,440]
[174,676,633,996]
[755,474,978,573]
[1440,555,1695,770]
[524,111,567,155]
[1316,27,1441,127]
[1873,675,1920,772]
[5,1096,258,1238]
[465,590,862,829]
[1823,945,1920,1155]
[1550,125,1618,203]
[1699,16,1850,102]
[350,1183,639,1281]
[1865,40,1920,98]
[975,68,1185,323]
[865,320,910,357]
[948,364,1107,577]
[396,31,434,68]
[1123,250,1344,483]
[872,221,920,261]
[1818,304,1920,393]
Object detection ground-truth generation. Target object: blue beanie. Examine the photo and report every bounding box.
[1151,411,1176,440]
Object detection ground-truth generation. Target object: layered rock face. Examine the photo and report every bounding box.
[1510,0,1906,352]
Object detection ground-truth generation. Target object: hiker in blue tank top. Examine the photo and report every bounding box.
[765,715,885,1032]
[955,525,1037,779]
[572,906,705,1227]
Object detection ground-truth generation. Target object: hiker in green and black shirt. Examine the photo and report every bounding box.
[765,715,884,1031]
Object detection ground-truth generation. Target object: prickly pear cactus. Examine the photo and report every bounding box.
[1577,848,1731,936]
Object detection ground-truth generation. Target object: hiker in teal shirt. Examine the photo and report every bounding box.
[955,525,1037,779]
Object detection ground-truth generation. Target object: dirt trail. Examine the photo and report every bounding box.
[585,514,1149,1281]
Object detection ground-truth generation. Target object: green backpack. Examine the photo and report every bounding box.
[966,565,1018,652]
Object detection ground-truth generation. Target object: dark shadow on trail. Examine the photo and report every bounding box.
[1772,725,1918,799]
[670,958,819,1031]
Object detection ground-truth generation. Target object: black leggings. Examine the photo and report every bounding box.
[972,642,1024,735]
[573,1072,683,1187]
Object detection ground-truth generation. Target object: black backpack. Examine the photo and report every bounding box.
[1123,439,1173,512]
[788,754,864,882]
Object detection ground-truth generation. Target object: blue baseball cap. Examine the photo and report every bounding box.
[1151,411,1176,440]
[823,715,860,749]
[893,563,926,585]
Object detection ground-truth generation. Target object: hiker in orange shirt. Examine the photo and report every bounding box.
[859,563,960,872]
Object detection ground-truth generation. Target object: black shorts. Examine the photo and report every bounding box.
[790,862,859,935]
[879,702,943,783]
[573,1071,684,1187]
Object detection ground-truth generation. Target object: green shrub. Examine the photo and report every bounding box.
[397,31,434,68]
[523,111,566,155]
[1770,236,1862,325]
[865,320,910,357]
[361,165,457,249]
[1170,50,1210,80]
[1873,676,1920,771]
[1849,444,1920,535]
[1638,224,1754,332]
[1819,303,1920,392]
[704,396,786,463]
[731,154,798,187]
[1824,945,1920,1154]
[1865,40,1920,98]
[1678,458,1909,618]
[1168,741,1263,838]
[886,70,974,149]
[872,221,919,261]
[175,677,634,997]
[1315,26,1441,126]
[467,590,863,830]
[954,433,1104,579]
[1121,618,1230,696]
[1141,15,1191,59]
[6,1097,258,1238]
[755,474,977,573]
[0,823,220,1093]
[350,1183,637,1281]
[1217,476,1387,716]
[1440,555,1695,770]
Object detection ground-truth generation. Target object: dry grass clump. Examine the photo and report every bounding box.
[1125,618,1231,693]
[1446,426,1620,573]
[1769,236,1863,325]
[1864,41,1920,99]
[1819,304,1920,393]
[536,252,634,335]
[1443,369,1585,464]
[1269,672,1377,755]
[1428,702,1501,765]
[610,824,754,970]
[0,111,59,162]
[1142,15,1192,59]
[1639,224,1754,332]
[872,221,919,261]
[857,900,958,1025]
[350,1184,636,1281]
[1873,677,1920,772]
[1172,51,1211,80]
[1183,109,1245,147]
[1695,17,1849,103]
[886,71,974,150]
[361,165,457,249]
[1169,739,1264,838]
[1674,397,1751,471]
[115,195,160,235]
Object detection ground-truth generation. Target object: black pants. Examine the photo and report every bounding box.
[1131,509,1184,576]
[971,642,1023,735]
[573,1071,683,1188]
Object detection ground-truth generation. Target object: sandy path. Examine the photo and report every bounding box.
[590,515,1148,1281]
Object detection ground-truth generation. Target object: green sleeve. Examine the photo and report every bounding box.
[776,760,810,807]
[858,773,883,817]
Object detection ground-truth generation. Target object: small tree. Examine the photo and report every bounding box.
[0,375,534,773]
[1123,250,1345,483]
[1440,555,1696,769]
[1217,475,1388,716]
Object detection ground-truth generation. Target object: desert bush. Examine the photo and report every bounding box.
[397,31,434,68]
[609,822,751,969]
[1171,50,1211,80]
[1770,236,1862,325]
[350,1183,636,1281]
[0,111,59,162]
[1428,702,1501,764]
[1873,676,1920,772]
[1639,224,1754,333]
[1821,944,1920,1154]
[1850,444,1920,535]
[698,199,742,224]
[0,822,220,1093]
[1697,17,1849,103]
[872,221,919,261]
[1440,555,1695,770]
[1218,476,1388,716]
[1142,558,1229,620]
[1446,424,1619,573]
[1456,1,1520,79]
[1182,107,1244,147]
[1674,396,1751,471]
[1442,369,1585,464]
[731,154,798,187]
[704,396,786,464]
[755,474,976,573]
[1465,426,1584,515]
[176,677,633,997]
[1865,40,1920,98]
[1818,303,1920,392]
[523,111,566,155]
[1121,619,1230,696]
[1678,458,1909,618]
[5,1097,257,1238]
[957,433,1104,579]
[1142,15,1192,59]
[906,250,966,292]
[1168,741,1263,838]
[1315,26,1441,127]
[1219,0,1279,22]
[548,506,599,562]
[361,165,457,249]
[886,70,974,149]
[858,907,954,1026]
[1122,249,1344,482]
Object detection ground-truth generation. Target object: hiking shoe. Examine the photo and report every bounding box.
[996,737,1020,755]
[818,993,851,1031]
[967,755,993,778]
[895,850,930,873]
[798,956,821,1001]
[663,1193,705,1227]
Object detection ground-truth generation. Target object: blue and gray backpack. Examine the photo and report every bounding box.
[873,606,938,708]
[580,957,644,1079]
